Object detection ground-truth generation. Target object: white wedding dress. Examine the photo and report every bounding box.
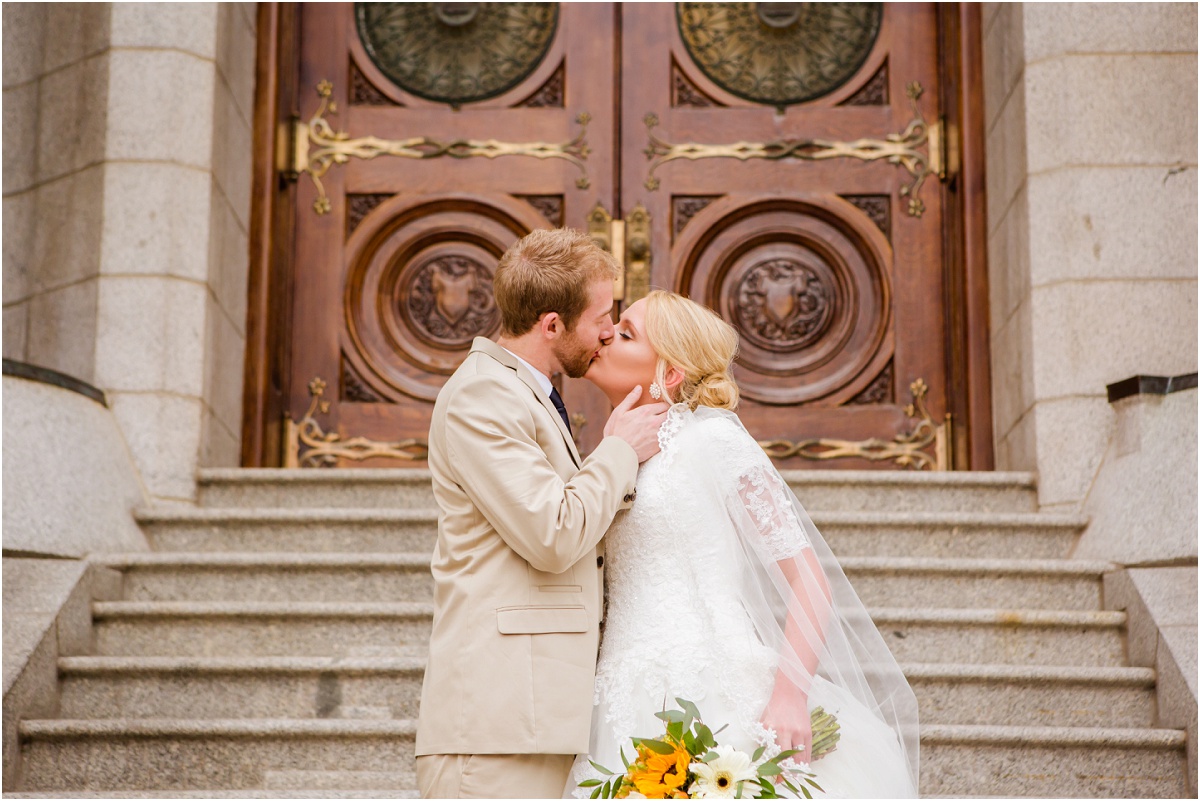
[566,405,919,798]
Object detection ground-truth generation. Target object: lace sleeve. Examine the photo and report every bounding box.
[687,413,812,562]
[735,463,812,561]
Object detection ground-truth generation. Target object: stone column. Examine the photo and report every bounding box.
[983,3,1197,511]
[2,3,257,503]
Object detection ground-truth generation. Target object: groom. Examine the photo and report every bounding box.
[415,228,667,798]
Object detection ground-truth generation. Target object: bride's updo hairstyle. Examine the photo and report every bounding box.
[643,290,740,411]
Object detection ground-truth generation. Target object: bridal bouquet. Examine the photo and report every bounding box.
[579,698,840,799]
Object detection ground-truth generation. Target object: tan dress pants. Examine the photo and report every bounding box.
[416,753,575,799]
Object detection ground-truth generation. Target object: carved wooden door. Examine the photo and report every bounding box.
[268,3,979,469]
[619,3,951,469]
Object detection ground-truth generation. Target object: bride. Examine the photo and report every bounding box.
[566,291,919,798]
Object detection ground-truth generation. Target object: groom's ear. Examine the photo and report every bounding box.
[538,311,563,339]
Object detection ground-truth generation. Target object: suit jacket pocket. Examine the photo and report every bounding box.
[496,605,589,634]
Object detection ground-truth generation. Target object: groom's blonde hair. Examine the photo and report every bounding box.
[643,291,740,411]
[493,228,619,336]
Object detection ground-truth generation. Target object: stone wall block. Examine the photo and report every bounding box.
[987,187,1031,330]
[1025,3,1198,62]
[994,398,1036,473]
[105,49,214,170]
[1029,281,1198,400]
[26,279,99,383]
[4,80,40,195]
[1027,167,1198,285]
[1031,396,1114,508]
[3,192,36,306]
[108,392,205,501]
[208,182,250,334]
[202,292,246,449]
[110,2,218,60]
[984,78,1027,233]
[2,3,47,89]
[200,404,240,469]
[216,2,258,128]
[93,276,207,396]
[36,53,109,184]
[1026,55,1198,173]
[29,166,106,295]
[982,1,1024,131]
[989,298,1034,441]
[100,162,212,282]
[40,3,111,75]
[211,78,253,230]
[3,302,29,363]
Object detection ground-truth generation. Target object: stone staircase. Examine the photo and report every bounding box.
[10,469,1190,797]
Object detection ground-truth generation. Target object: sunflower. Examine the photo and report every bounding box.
[625,738,693,799]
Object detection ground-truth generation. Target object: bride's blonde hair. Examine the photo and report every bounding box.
[643,290,740,410]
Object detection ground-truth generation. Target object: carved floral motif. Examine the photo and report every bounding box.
[347,194,393,236]
[840,60,888,106]
[847,359,893,404]
[672,196,719,238]
[350,63,400,106]
[735,258,834,350]
[842,194,890,241]
[516,194,564,226]
[405,256,499,345]
[341,355,387,403]
[516,62,564,108]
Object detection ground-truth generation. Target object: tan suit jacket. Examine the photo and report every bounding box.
[416,337,639,757]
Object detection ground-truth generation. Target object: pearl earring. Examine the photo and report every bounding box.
[648,382,663,400]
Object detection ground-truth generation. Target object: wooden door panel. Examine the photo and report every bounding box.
[289,3,617,464]
[620,3,946,467]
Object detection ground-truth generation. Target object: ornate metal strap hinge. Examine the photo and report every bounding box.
[644,82,947,218]
[758,378,953,470]
[587,201,652,304]
[284,377,428,468]
[283,81,592,215]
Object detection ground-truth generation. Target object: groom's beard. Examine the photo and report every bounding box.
[554,329,597,379]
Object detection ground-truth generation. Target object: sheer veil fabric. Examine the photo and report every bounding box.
[566,405,919,798]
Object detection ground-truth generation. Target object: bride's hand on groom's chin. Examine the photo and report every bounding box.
[603,385,671,463]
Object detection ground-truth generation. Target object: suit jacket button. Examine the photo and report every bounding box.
[597,555,605,568]
[623,491,636,503]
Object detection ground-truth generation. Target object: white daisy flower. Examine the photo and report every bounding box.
[689,745,760,798]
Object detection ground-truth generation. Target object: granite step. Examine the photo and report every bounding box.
[135,509,439,554]
[814,512,1085,559]
[903,663,1158,728]
[875,608,1127,667]
[91,602,435,657]
[6,794,419,799]
[57,655,1158,729]
[198,468,1039,513]
[18,719,1186,797]
[89,600,1124,666]
[920,724,1188,798]
[17,719,417,792]
[92,553,434,603]
[94,552,1110,610]
[840,557,1114,610]
[135,507,1084,560]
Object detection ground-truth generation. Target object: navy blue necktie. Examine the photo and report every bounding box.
[549,387,572,434]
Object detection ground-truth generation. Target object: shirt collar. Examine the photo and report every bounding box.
[501,346,555,398]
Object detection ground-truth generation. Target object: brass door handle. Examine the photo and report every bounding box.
[587,201,650,304]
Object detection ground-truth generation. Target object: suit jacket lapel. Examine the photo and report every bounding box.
[470,338,583,466]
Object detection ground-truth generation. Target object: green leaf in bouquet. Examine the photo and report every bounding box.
[589,785,601,799]
[757,762,783,777]
[682,729,698,755]
[601,781,611,799]
[634,737,677,755]
[695,721,716,749]
[752,744,766,762]
[799,783,812,799]
[588,760,614,776]
[768,748,802,764]
[577,779,602,788]
[675,697,702,721]
[666,720,684,742]
[700,750,721,762]
[806,778,825,794]
[620,745,630,770]
[655,709,686,723]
